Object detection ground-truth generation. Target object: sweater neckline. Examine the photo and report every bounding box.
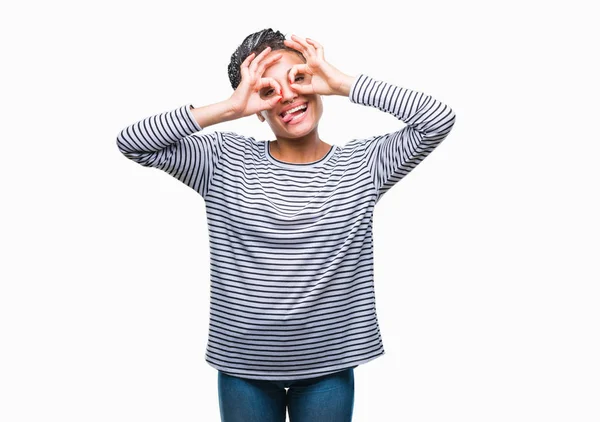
[264,141,337,169]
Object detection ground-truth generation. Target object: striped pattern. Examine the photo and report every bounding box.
[117,74,456,380]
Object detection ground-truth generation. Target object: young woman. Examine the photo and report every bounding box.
[117,28,456,422]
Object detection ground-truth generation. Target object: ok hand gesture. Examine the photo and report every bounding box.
[227,47,284,118]
[283,35,354,97]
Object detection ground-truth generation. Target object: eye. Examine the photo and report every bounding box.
[262,89,274,97]
[295,75,305,82]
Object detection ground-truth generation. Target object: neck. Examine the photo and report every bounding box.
[271,129,330,163]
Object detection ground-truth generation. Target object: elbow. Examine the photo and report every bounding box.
[116,127,137,157]
[438,105,457,138]
[426,105,456,141]
[447,106,457,127]
[116,130,127,155]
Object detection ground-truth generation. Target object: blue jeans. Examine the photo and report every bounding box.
[217,367,355,422]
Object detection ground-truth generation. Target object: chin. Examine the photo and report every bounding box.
[277,121,318,139]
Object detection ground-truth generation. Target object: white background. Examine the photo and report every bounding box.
[1,0,598,421]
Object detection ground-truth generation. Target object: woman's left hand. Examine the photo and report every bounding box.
[283,35,354,97]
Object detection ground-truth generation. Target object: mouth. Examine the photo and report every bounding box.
[279,102,308,124]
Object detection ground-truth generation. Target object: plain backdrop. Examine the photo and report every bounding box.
[1,0,598,421]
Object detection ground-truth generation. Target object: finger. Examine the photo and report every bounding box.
[249,48,270,72]
[288,63,311,84]
[258,52,283,73]
[283,38,308,55]
[265,94,283,108]
[239,52,256,80]
[306,38,324,60]
[290,82,313,95]
[249,46,272,71]
[258,77,282,96]
[241,52,256,68]
[247,52,282,85]
[291,34,312,51]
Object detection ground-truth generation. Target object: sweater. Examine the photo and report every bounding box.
[116,74,456,380]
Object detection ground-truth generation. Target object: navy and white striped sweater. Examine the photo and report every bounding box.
[116,74,456,380]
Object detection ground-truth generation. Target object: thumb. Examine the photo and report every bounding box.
[267,94,283,108]
[290,83,312,94]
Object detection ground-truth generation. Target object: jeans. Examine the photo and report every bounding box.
[217,367,355,422]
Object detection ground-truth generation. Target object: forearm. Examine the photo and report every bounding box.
[190,100,239,129]
[350,74,456,138]
[116,103,227,197]
[349,74,456,199]
[116,104,201,157]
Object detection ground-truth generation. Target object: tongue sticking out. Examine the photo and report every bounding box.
[282,107,306,123]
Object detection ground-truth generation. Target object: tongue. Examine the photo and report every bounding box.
[282,108,305,123]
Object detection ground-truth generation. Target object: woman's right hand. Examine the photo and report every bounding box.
[227,47,284,119]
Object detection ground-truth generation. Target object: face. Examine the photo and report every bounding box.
[256,50,323,139]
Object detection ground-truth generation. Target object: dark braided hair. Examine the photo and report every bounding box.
[227,28,306,90]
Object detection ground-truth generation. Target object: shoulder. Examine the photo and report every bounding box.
[194,130,255,149]
[212,131,265,162]
[338,136,379,159]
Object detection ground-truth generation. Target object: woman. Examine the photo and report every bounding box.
[117,28,456,422]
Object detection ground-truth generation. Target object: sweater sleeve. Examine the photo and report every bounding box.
[116,104,226,199]
[349,74,456,203]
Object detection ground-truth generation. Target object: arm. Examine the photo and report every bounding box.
[280,35,455,201]
[116,100,236,199]
[349,74,456,202]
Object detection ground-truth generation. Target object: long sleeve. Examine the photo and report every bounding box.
[349,74,456,203]
[116,104,227,199]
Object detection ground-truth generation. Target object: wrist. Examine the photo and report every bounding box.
[335,74,357,97]
[190,99,239,129]
[221,98,242,120]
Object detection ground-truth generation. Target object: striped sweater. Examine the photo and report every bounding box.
[116,74,456,381]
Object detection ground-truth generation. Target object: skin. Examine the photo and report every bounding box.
[256,50,328,163]
[235,35,356,164]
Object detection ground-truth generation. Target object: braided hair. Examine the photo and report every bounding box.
[227,28,306,90]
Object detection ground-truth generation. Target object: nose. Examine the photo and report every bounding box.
[280,82,298,104]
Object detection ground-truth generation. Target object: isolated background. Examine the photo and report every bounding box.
[1,0,598,421]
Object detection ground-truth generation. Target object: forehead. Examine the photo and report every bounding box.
[261,50,305,78]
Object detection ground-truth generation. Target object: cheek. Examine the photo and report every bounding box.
[313,99,324,117]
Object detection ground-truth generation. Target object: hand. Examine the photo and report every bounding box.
[283,35,354,96]
[227,46,284,118]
